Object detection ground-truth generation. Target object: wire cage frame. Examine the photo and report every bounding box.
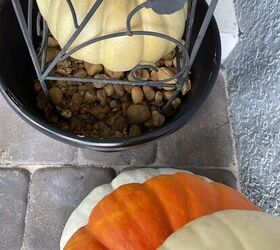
[10,0,219,112]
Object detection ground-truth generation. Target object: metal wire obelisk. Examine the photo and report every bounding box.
[10,0,218,111]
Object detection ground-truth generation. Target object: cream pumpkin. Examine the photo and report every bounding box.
[159,210,280,250]
[60,168,205,249]
[36,0,188,71]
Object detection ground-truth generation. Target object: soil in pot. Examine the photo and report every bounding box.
[34,36,191,139]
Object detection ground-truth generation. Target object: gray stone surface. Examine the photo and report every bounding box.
[0,169,29,250]
[77,143,157,166]
[156,74,235,169]
[187,168,237,188]
[224,0,280,215]
[0,94,77,165]
[22,167,115,250]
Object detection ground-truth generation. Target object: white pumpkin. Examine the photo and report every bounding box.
[159,210,280,250]
[36,0,188,71]
[60,168,211,249]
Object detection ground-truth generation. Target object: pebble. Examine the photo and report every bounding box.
[156,59,164,67]
[164,59,173,67]
[46,48,59,63]
[84,63,103,76]
[71,61,79,71]
[73,69,87,78]
[172,98,182,109]
[127,105,151,125]
[150,71,159,81]
[57,60,72,75]
[49,87,63,104]
[104,84,115,97]
[96,89,107,106]
[34,81,41,93]
[143,86,156,101]
[72,93,83,105]
[157,67,176,90]
[182,80,192,95]
[109,100,117,108]
[124,84,134,94]
[163,90,175,100]
[93,74,109,88]
[129,69,150,81]
[155,91,163,105]
[144,119,153,128]
[105,68,125,79]
[152,111,166,127]
[48,36,59,48]
[131,87,144,104]
[129,125,142,137]
[61,109,72,119]
[113,85,124,97]
[91,105,110,120]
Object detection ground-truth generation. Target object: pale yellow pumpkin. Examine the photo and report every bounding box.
[159,210,280,250]
[36,0,188,71]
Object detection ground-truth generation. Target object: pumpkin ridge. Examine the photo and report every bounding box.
[137,0,158,64]
[173,173,193,221]
[160,13,170,54]
[111,188,155,249]
[210,214,248,250]
[100,0,110,66]
[91,193,117,245]
[56,1,64,46]
[143,180,174,231]
[88,184,158,249]
[100,0,108,65]
[112,184,166,249]
[210,183,260,211]
[210,183,225,210]
[174,173,219,219]
[211,182,221,210]
[138,0,145,65]
[64,226,107,250]
[144,173,197,231]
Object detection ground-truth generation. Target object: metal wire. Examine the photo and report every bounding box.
[36,12,45,57]
[10,0,218,112]
[60,31,189,86]
[11,0,51,101]
[66,0,79,29]
[185,0,197,52]
[45,76,175,88]
[126,2,147,35]
[188,0,218,69]
[36,11,41,36]
[27,0,33,40]
[130,65,158,81]
[163,0,218,110]
[162,0,197,111]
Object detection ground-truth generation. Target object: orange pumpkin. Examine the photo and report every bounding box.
[65,172,259,250]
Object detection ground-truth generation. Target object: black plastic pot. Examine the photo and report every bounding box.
[0,0,221,151]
